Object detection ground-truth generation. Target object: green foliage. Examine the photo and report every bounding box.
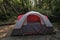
[0,0,60,23]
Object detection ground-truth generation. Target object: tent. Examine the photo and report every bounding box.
[11,11,54,36]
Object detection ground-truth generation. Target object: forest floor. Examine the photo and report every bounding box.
[0,23,60,40]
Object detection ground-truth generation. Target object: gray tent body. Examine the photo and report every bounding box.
[11,11,54,36]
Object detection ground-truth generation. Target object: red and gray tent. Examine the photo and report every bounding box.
[11,11,54,36]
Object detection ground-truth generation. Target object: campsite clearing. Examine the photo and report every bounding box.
[0,24,60,40]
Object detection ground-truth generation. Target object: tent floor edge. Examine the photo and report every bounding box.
[11,28,56,36]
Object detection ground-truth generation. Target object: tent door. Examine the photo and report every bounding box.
[20,22,42,35]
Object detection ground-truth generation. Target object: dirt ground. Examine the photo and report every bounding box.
[0,24,60,40]
[1,33,60,40]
